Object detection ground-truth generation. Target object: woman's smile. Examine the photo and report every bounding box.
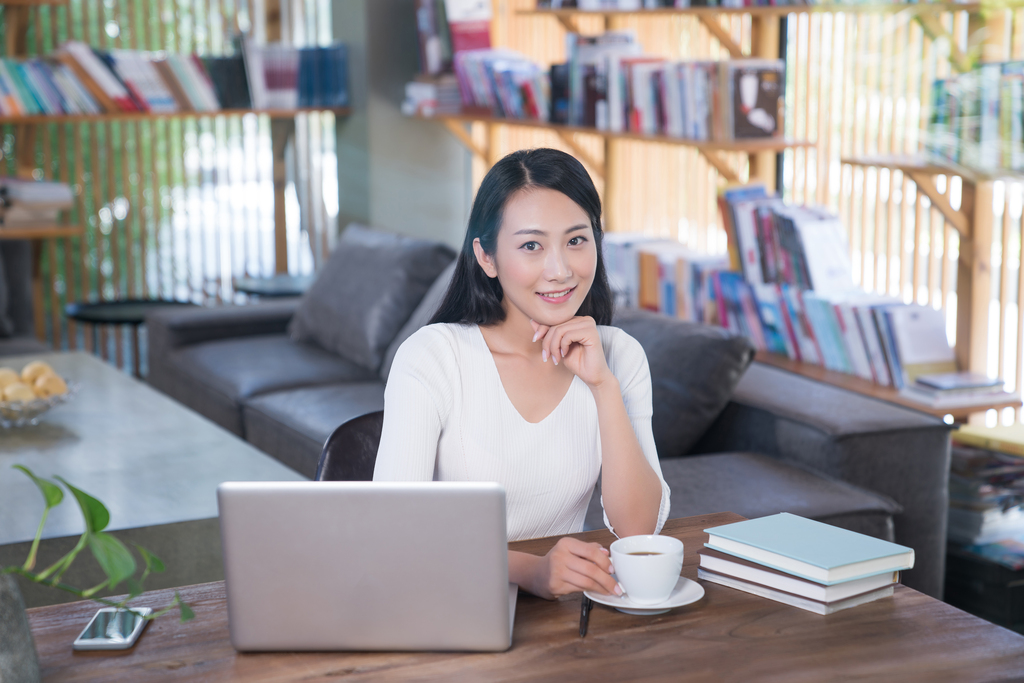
[537,285,577,304]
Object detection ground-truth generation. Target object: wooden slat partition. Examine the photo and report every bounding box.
[0,0,341,372]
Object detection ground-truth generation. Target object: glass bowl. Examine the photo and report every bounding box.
[0,381,77,428]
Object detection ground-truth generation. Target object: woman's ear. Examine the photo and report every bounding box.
[473,238,499,279]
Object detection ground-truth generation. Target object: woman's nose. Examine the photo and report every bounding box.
[544,248,572,281]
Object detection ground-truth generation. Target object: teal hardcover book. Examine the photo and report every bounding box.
[704,513,915,585]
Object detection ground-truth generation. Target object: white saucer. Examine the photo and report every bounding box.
[584,576,705,615]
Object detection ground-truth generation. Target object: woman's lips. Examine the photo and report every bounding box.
[537,286,576,304]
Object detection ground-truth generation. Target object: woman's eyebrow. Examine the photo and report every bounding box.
[513,224,589,236]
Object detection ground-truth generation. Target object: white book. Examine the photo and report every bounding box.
[698,569,896,615]
[63,41,132,102]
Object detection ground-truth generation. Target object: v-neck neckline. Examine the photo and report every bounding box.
[473,324,578,426]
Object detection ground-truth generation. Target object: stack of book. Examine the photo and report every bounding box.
[453,49,550,122]
[0,38,348,117]
[928,62,1024,173]
[901,371,1017,410]
[948,426,1024,547]
[560,31,784,139]
[0,178,74,227]
[699,513,914,615]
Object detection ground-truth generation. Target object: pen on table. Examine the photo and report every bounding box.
[579,595,592,638]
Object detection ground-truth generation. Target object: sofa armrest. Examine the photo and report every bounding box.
[146,299,300,351]
[690,362,952,598]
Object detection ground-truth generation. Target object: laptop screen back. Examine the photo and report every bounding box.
[217,481,512,651]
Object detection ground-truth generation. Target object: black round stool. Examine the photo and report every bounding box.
[65,299,198,377]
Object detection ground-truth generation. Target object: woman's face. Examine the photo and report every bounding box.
[474,187,597,327]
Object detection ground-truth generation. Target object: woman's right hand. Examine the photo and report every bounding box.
[528,537,622,600]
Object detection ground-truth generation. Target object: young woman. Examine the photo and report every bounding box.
[373,148,670,600]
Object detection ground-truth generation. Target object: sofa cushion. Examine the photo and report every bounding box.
[612,307,755,458]
[585,452,901,541]
[243,382,386,478]
[288,225,456,372]
[161,334,377,435]
[379,261,456,382]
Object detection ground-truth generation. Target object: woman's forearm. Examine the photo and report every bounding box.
[509,550,543,595]
[590,377,662,536]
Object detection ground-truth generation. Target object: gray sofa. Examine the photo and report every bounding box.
[0,240,48,357]
[146,231,952,598]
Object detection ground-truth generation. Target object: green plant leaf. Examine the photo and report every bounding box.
[13,465,63,509]
[177,593,195,622]
[87,532,135,589]
[126,577,144,600]
[135,545,165,573]
[55,477,110,534]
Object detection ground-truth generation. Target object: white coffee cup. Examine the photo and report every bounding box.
[609,535,684,605]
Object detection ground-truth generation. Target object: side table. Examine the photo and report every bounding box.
[233,274,314,298]
[64,299,198,377]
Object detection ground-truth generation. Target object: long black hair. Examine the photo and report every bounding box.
[430,148,614,326]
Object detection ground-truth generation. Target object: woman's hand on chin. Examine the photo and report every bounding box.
[530,316,614,389]
[529,537,621,600]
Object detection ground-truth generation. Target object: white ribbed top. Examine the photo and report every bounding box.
[373,323,671,542]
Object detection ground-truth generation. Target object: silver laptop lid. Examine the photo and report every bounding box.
[217,481,512,652]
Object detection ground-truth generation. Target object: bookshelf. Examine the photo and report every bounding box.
[841,154,995,400]
[756,352,1022,422]
[419,112,813,184]
[0,225,84,239]
[0,107,352,126]
[0,6,350,340]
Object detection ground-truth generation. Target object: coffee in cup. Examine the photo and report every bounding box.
[609,535,684,605]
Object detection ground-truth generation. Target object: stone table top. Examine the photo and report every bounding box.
[0,352,302,546]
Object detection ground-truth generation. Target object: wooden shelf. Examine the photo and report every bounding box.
[522,3,983,18]
[419,112,812,152]
[756,352,1021,421]
[842,154,1024,184]
[0,224,83,239]
[0,106,351,125]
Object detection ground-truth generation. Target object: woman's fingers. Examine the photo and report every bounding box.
[544,538,619,597]
[563,556,621,596]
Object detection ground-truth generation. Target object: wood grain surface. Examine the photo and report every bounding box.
[26,513,1024,682]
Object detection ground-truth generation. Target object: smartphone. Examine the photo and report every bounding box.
[72,607,152,651]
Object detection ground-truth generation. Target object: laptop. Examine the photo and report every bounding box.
[217,481,516,652]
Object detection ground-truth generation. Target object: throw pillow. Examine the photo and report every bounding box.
[379,260,456,382]
[288,225,456,371]
[613,307,755,458]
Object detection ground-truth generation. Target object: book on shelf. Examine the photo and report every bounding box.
[0,178,74,227]
[704,512,915,585]
[0,39,349,118]
[444,0,492,55]
[561,31,784,141]
[928,60,1024,173]
[947,443,1024,546]
[415,0,454,76]
[452,49,550,121]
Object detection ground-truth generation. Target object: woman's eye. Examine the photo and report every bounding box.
[568,236,587,246]
[521,241,540,251]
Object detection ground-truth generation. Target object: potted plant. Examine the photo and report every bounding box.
[1,465,193,681]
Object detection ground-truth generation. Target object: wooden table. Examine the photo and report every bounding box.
[25,513,1024,682]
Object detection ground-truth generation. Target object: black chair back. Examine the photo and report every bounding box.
[314,410,385,481]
